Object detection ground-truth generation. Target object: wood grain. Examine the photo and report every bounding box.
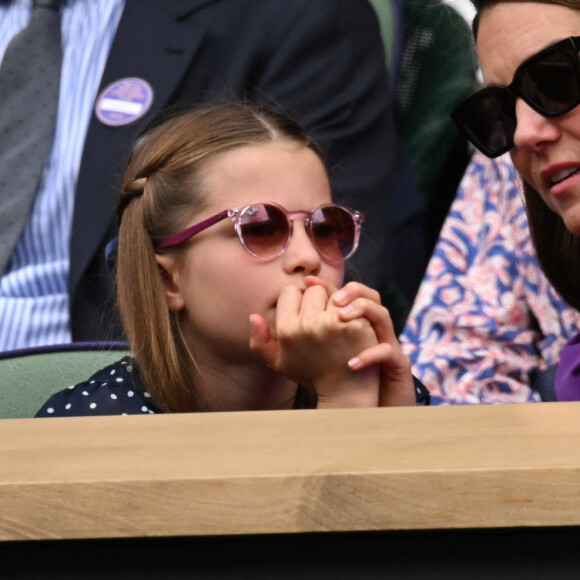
[1,403,580,541]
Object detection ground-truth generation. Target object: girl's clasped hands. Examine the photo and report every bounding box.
[250,276,415,408]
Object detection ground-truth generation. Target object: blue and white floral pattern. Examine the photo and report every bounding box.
[400,153,580,404]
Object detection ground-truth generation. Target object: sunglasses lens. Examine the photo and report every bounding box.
[311,205,356,262]
[455,41,580,158]
[519,51,580,114]
[454,88,516,157]
[239,204,289,259]
[238,203,358,262]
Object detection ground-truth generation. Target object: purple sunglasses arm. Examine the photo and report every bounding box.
[156,210,229,250]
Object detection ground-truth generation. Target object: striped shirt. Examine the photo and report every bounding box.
[0,0,125,350]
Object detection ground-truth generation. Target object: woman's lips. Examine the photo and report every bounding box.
[541,163,580,196]
[550,167,580,185]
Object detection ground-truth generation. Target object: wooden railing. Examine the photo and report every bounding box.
[2,402,580,543]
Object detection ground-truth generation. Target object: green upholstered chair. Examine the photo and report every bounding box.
[0,342,131,419]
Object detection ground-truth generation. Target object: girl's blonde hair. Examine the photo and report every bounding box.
[115,101,324,412]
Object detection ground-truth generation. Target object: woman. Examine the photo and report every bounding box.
[36,101,428,416]
[451,0,580,399]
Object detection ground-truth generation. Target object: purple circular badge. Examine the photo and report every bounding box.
[95,77,154,126]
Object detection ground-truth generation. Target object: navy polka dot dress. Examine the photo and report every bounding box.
[35,357,162,417]
[35,358,430,417]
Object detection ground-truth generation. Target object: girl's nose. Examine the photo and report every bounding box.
[282,221,322,275]
[512,98,561,152]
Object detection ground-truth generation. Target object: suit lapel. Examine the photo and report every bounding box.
[70,0,217,293]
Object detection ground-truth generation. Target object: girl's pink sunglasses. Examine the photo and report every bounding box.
[156,202,364,264]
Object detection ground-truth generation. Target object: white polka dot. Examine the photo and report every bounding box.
[126,365,133,373]
[148,410,154,414]
[90,403,97,409]
[144,392,151,398]
[90,380,96,384]
[47,408,54,414]
[65,404,72,410]
[82,391,89,396]
[127,390,134,397]
[141,406,148,412]
[110,393,118,400]
[110,369,116,375]
[68,385,74,390]
[116,377,124,383]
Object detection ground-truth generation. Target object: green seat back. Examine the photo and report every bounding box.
[0,343,131,419]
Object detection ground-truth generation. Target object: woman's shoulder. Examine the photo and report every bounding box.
[35,357,162,417]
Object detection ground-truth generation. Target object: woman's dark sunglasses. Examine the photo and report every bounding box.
[156,202,364,264]
[451,36,580,158]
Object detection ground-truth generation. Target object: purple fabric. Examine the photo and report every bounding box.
[555,332,580,401]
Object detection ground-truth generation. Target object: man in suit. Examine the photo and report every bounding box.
[0,0,417,349]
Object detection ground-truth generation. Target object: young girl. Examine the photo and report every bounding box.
[36,102,429,416]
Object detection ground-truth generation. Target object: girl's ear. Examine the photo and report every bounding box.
[155,253,186,311]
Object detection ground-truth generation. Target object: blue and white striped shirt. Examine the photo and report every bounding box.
[0,0,125,350]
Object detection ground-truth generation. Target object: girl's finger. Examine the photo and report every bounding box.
[298,284,330,321]
[348,342,399,370]
[275,285,304,333]
[304,275,339,309]
[304,275,338,293]
[348,343,415,407]
[249,314,279,367]
[339,299,396,344]
[332,281,381,307]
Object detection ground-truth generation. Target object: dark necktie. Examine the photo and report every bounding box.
[0,0,63,275]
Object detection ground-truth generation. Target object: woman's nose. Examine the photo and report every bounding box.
[282,222,322,275]
[512,98,561,152]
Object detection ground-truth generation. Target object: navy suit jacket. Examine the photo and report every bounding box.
[69,0,417,340]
